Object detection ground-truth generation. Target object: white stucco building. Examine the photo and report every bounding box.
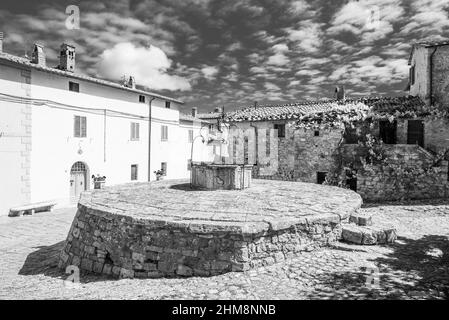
[0,39,212,216]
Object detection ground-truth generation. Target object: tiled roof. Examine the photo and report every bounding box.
[196,112,223,120]
[0,52,184,104]
[225,96,427,122]
[414,39,449,47]
[179,113,209,122]
[408,38,449,64]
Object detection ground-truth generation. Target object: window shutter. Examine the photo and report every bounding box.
[81,116,87,137]
[136,123,140,140]
[74,116,80,137]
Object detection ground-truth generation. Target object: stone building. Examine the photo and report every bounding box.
[408,39,449,110]
[223,96,449,201]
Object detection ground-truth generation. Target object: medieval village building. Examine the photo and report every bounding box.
[198,40,449,202]
[0,37,212,216]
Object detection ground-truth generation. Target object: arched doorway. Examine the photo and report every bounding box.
[70,162,88,202]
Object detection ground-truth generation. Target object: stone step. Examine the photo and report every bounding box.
[349,213,373,226]
[341,224,397,245]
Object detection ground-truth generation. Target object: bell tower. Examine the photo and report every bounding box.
[59,43,76,72]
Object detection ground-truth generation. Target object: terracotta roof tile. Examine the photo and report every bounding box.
[225,96,427,122]
[0,52,183,104]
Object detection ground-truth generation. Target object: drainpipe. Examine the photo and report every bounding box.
[148,97,156,181]
[429,47,438,107]
[249,122,258,165]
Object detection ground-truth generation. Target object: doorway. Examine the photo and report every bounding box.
[379,120,397,144]
[70,162,88,202]
[407,120,424,147]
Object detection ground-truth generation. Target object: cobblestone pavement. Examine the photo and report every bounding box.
[0,200,448,300]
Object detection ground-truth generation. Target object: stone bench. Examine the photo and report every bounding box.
[9,201,57,217]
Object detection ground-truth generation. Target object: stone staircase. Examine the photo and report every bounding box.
[340,212,397,245]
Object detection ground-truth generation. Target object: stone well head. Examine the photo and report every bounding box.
[191,163,252,190]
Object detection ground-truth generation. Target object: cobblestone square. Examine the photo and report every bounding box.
[0,199,448,300]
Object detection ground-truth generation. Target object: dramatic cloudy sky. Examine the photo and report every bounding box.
[0,0,448,112]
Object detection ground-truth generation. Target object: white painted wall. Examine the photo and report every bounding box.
[0,63,211,215]
[0,63,30,215]
[409,46,430,103]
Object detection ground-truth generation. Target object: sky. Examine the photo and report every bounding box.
[0,0,448,113]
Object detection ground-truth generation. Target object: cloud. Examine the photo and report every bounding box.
[201,65,219,80]
[327,0,404,44]
[400,0,449,35]
[267,43,290,66]
[97,42,191,91]
[285,21,324,53]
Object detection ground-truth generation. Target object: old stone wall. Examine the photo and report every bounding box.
[252,122,343,183]
[59,203,343,278]
[432,45,449,112]
[357,162,449,202]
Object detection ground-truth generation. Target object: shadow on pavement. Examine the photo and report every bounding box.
[18,241,115,283]
[305,235,449,300]
[362,198,449,208]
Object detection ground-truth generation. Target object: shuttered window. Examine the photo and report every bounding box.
[165,101,171,109]
[131,164,138,181]
[410,65,415,85]
[161,125,168,141]
[131,122,140,141]
[161,162,167,175]
[188,129,193,143]
[74,115,87,138]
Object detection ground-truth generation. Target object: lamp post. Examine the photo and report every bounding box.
[189,124,209,188]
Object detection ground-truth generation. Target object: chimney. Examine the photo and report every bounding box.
[123,76,136,89]
[0,32,3,52]
[335,85,345,101]
[128,76,136,89]
[191,107,198,118]
[31,43,46,66]
[59,43,75,72]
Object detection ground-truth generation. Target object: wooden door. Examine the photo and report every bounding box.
[379,120,397,144]
[70,162,87,202]
[407,120,424,147]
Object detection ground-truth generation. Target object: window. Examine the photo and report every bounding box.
[161,125,168,141]
[379,120,397,144]
[165,101,171,109]
[130,122,140,141]
[407,120,424,147]
[161,162,167,176]
[131,164,138,181]
[139,95,146,103]
[317,172,328,185]
[74,115,87,138]
[274,124,285,138]
[314,130,320,137]
[69,81,79,92]
[410,65,415,85]
[346,171,357,192]
[344,127,358,144]
[188,129,194,143]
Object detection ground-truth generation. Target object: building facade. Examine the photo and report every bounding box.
[0,41,210,215]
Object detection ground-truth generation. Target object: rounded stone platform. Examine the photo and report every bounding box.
[59,180,362,278]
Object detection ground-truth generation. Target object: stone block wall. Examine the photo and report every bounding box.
[252,122,343,183]
[59,204,343,278]
[357,162,449,201]
[432,45,449,112]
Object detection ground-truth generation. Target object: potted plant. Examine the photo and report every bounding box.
[154,170,165,181]
[92,174,106,189]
